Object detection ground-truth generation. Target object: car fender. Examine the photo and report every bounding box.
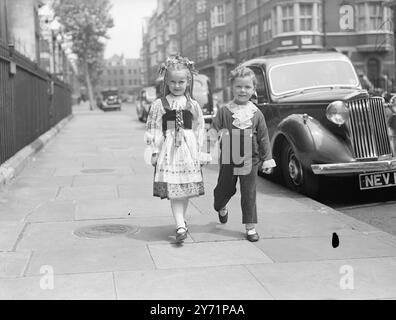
[273,114,354,168]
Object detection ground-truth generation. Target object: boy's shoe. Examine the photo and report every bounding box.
[218,207,228,224]
[246,230,259,242]
[175,227,188,242]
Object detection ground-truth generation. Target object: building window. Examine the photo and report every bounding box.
[198,45,208,61]
[108,80,111,86]
[129,80,132,85]
[357,3,366,31]
[120,69,124,75]
[121,79,124,86]
[250,24,259,47]
[128,69,132,74]
[211,34,226,58]
[215,65,226,89]
[113,69,117,75]
[169,20,177,35]
[368,2,383,31]
[281,4,294,33]
[107,70,111,75]
[237,0,246,16]
[197,21,208,40]
[196,0,206,13]
[239,29,247,50]
[263,17,272,43]
[167,39,178,55]
[300,3,313,31]
[211,4,225,27]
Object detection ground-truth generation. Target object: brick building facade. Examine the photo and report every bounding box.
[141,0,395,102]
[99,54,142,98]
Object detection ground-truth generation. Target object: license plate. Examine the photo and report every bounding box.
[359,170,396,190]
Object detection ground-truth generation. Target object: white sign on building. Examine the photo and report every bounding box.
[339,5,354,31]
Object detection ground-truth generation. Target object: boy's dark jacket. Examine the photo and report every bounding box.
[211,104,272,169]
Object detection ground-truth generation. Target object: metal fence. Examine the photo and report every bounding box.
[0,43,72,165]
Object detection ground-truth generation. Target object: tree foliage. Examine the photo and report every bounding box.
[53,0,114,108]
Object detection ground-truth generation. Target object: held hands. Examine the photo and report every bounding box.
[260,159,276,174]
[151,153,159,167]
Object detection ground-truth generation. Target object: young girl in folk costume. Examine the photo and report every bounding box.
[211,66,276,242]
[144,55,210,243]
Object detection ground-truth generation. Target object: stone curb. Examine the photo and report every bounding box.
[0,114,74,188]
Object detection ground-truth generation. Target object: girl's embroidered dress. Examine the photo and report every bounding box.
[145,94,209,199]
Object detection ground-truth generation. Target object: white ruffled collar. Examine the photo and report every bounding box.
[165,94,187,110]
[225,101,258,129]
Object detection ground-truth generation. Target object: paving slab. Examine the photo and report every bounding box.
[148,240,273,269]
[246,257,396,299]
[81,157,133,167]
[16,219,154,251]
[254,234,396,263]
[0,187,59,201]
[0,272,115,299]
[75,198,175,220]
[0,222,26,251]
[17,167,57,178]
[255,210,362,238]
[0,251,31,278]
[0,200,37,222]
[123,216,197,244]
[118,184,157,199]
[72,174,137,187]
[9,176,74,189]
[53,166,133,176]
[114,265,274,300]
[25,243,155,276]
[57,185,118,201]
[25,200,76,222]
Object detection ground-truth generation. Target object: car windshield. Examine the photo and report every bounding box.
[103,90,118,97]
[268,59,359,96]
[144,87,157,102]
[193,75,209,105]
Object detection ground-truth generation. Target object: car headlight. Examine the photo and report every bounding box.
[326,100,349,126]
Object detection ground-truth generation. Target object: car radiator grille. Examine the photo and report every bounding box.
[347,97,392,160]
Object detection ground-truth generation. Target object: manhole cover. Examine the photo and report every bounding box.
[80,169,115,174]
[73,224,138,239]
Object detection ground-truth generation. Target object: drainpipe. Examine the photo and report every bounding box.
[322,0,327,48]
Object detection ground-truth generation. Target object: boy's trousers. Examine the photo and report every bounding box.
[213,163,258,224]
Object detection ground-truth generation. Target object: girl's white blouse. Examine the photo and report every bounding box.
[144,94,209,162]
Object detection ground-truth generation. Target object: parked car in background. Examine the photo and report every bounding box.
[96,89,122,111]
[154,73,217,123]
[242,51,396,198]
[136,86,157,122]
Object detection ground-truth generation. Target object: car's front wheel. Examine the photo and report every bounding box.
[281,141,320,198]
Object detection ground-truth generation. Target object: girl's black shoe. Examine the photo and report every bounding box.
[175,227,187,242]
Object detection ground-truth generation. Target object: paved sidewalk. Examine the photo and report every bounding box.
[1,104,396,300]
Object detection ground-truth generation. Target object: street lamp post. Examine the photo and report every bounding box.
[392,2,396,91]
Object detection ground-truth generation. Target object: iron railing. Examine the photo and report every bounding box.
[347,97,392,160]
[0,43,72,165]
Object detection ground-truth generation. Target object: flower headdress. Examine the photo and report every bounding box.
[158,54,198,76]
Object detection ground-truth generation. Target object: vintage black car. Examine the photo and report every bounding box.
[136,86,157,122]
[242,51,396,197]
[97,89,122,111]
